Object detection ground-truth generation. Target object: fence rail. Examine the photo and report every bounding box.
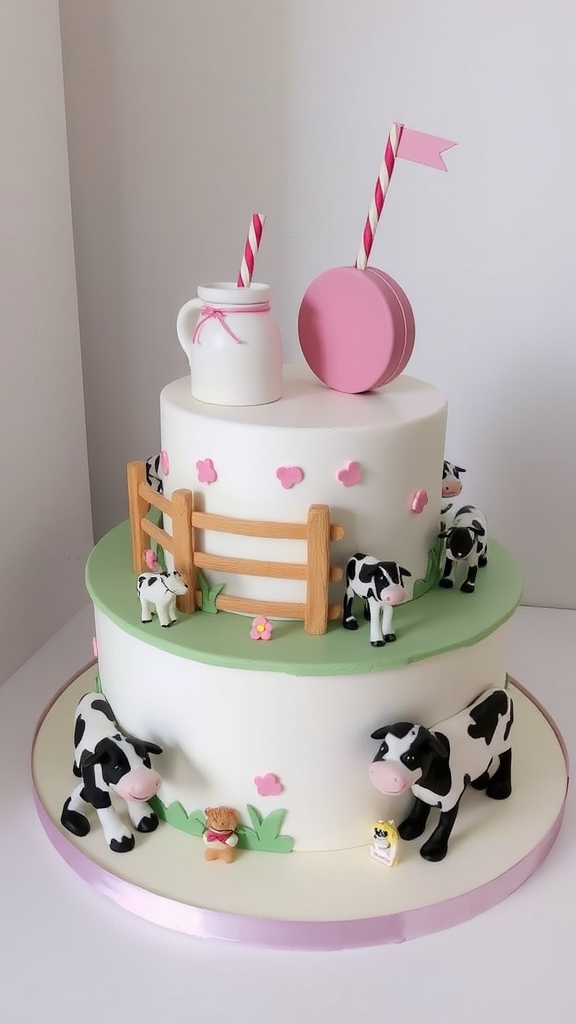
[127,460,344,634]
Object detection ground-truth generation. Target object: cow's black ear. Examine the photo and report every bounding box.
[81,749,107,770]
[399,567,411,578]
[143,741,163,756]
[370,726,390,740]
[126,735,163,757]
[426,731,450,759]
[471,519,486,536]
[455,466,466,474]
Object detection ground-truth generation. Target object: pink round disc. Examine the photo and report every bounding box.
[298,267,415,394]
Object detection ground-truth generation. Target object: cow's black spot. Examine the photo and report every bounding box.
[147,576,158,586]
[503,698,514,742]
[358,561,378,584]
[74,714,86,749]
[467,691,509,744]
[79,764,113,809]
[91,698,115,722]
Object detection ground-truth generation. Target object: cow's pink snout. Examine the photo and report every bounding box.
[116,768,161,802]
[369,760,411,795]
[443,480,462,498]
[383,586,406,606]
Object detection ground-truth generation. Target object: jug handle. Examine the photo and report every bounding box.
[176,298,203,359]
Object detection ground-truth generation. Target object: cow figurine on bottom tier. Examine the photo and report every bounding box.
[369,687,513,862]
[61,693,163,853]
[342,554,411,647]
[438,504,488,593]
[137,569,188,626]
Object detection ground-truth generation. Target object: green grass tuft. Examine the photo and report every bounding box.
[197,569,224,613]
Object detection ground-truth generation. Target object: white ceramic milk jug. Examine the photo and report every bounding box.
[176,282,283,406]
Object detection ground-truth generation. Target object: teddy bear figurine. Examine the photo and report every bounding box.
[203,806,240,863]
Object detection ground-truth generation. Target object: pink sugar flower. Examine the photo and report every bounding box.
[254,773,284,797]
[250,615,273,641]
[196,458,217,484]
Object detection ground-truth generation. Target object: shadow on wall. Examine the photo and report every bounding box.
[60,1,293,540]
[464,346,575,610]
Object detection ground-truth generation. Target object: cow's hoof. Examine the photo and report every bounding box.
[398,819,427,842]
[342,619,359,631]
[383,633,396,643]
[61,800,90,837]
[460,581,475,593]
[370,640,385,648]
[141,618,152,624]
[420,839,448,862]
[479,555,488,567]
[161,622,172,628]
[470,771,490,790]
[137,812,159,833]
[439,578,453,589]
[486,780,512,800]
[110,834,136,853]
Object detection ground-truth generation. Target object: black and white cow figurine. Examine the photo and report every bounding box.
[438,504,488,593]
[442,460,466,500]
[137,569,188,626]
[343,554,411,647]
[145,453,164,494]
[61,693,163,853]
[369,687,513,861]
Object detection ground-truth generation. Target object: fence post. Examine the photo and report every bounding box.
[171,488,195,613]
[127,461,149,573]
[305,504,331,635]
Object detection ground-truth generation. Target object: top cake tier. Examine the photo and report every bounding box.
[160,364,447,605]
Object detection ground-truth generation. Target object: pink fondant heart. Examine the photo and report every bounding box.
[337,461,361,487]
[276,466,304,489]
[196,458,217,484]
[411,488,429,514]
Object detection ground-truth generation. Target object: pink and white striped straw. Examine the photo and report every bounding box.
[355,123,404,271]
[237,213,266,287]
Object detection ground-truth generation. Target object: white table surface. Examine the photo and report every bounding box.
[1,603,574,1024]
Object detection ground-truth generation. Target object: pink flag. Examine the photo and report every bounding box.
[397,128,457,171]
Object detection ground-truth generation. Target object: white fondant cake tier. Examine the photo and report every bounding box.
[95,607,511,851]
[160,365,447,603]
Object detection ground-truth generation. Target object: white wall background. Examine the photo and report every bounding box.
[0,0,93,684]
[59,0,576,609]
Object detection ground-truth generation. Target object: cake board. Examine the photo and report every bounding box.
[31,664,568,951]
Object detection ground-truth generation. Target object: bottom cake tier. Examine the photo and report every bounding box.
[32,667,568,950]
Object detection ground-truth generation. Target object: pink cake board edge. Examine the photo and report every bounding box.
[31,666,569,952]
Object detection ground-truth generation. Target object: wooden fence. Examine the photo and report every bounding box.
[127,460,345,635]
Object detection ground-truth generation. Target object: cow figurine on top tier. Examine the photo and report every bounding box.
[438,505,488,593]
[342,554,411,647]
[369,687,513,861]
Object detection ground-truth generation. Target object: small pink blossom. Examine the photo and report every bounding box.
[250,615,273,641]
[159,450,170,476]
[196,458,217,484]
[254,773,284,797]
[411,488,429,514]
[337,461,361,487]
[276,465,303,489]
[144,548,162,571]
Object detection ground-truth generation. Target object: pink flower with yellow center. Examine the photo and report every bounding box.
[250,615,273,641]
